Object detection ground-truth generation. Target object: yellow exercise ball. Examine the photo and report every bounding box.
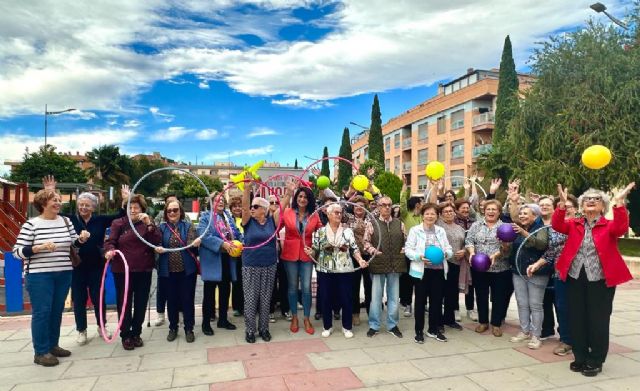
[581,145,612,170]
[228,240,243,257]
[352,175,369,192]
[425,161,445,180]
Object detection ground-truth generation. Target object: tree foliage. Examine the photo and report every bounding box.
[337,127,353,191]
[367,94,385,166]
[166,173,223,199]
[86,145,131,188]
[374,171,403,204]
[320,146,331,177]
[479,17,640,199]
[10,145,87,185]
[126,157,172,196]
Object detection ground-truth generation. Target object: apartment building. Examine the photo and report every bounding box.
[351,68,534,194]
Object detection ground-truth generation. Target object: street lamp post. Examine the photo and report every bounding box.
[590,2,628,30]
[44,104,76,147]
[349,121,369,130]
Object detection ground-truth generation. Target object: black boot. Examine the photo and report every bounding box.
[202,322,214,336]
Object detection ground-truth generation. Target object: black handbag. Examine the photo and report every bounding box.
[64,217,82,267]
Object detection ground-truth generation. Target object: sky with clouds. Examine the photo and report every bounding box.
[0,0,630,174]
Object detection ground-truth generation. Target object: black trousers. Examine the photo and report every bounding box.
[474,270,512,327]
[167,272,197,332]
[203,254,232,325]
[414,268,444,334]
[72,266,105,331]
[318,272,353,330]
[399,257,415,306]
[443,262,460,325]
[542,278,556,337]
[465,284,475,311]
[114,271,152,340]
[231,257,244,313]
[567,268,616,367]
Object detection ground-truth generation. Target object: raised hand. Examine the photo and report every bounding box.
[367,167,375,177]
[556,184,568,204]
[614,182,636,205]
[42,175,57,191]
[489,178,502,194]
[311,167,321,177]
[121,184,130,200]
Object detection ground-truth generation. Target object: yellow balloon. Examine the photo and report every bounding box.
[371,185,380,194]
[229,240,243,257]
[425,161,445,180]
[352,175,369,192]
[364,191,374,201]
[582,145,612,170]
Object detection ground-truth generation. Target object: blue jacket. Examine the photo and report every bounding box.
[197,211,238,282]
[157,221,199,277]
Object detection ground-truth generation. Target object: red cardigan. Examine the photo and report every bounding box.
[551,205,632,287]
[280,208,323,262]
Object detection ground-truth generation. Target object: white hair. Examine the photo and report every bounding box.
[578,188,610,215]
[326,202,342,215]
[519,203,541,217]
[77,192,98,209]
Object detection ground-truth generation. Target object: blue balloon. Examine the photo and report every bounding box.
[424,245,444,264]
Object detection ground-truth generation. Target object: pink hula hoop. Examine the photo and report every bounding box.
[299,156,359,180]
[214,178,283,250]
[99,250,129,343]
[264,173,312,189]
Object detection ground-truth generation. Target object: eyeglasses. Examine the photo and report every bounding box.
[442,210,455,214]
[379,203,392,208]
[270,201,277,205]
[566,205,576,209]
[166,208,180,214]
[584,196,602,202]
[332,211,343,215]
[251,205,262,210]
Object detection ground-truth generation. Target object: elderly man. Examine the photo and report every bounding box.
[364,196,406,338]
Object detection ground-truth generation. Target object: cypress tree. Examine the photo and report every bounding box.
[321,146,330,177]
[337,127,353,191]
[294,159,298,169]
[493,35,519,145]
[367,94,385,166]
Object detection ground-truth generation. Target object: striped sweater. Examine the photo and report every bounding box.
[13,216,79,273]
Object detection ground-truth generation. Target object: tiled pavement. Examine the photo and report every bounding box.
[1,280,640,390]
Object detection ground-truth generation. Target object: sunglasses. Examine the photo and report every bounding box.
[166,208,180,214]
[584,196,602,202]
[251,204,262,210]
[270,201,277,205]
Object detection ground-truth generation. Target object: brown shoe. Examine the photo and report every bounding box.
[475,324,489,333]
[50,346,71,357]
[132,336,144,347]
[491,326,503,337]
[34,353,59,367]
[352,314,361,326]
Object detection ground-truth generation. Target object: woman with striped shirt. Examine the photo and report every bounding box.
[13,190,90,367]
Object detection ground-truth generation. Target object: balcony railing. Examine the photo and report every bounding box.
[451,119,465,130]
[402,138,412,149]
[402,162,412,172]
[473,144,493,157]
[472,112,495,127]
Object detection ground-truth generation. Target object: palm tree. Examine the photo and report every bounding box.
[86,145,130,188]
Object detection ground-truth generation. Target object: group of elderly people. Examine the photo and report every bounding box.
[12,174,635,378]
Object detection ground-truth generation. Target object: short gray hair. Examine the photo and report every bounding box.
[578,188,610,215]
[326,202,342,215]
[519,203,541,217]
[77,192,98,209]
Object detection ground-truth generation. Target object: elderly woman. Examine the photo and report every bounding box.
[13,190,90,366]
[437,202,467,331]
[553,183,635,377]
[405,203,453,343]
[105,194,161,351]
[507,204,549,349]
[306,203,367,338]
[240,184,280,343]
[198,193,241,336]
[156,200,201,342]
[454,199,477,322]
[228,196,245,317]
[465,199,511,337]
[280,183,323,334]
[41,175,129,345]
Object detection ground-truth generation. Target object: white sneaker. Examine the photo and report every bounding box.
[76,330,88,345]
[321,328,333,338]
[528,336,542,349]
[467,310,478,321]
[510,331,531,343]
[269,313,276,323]
[97,325,112,339]
[455,310,461,322]
[154,312,165,327]
[403,305,412,317]
[343,328,354,339]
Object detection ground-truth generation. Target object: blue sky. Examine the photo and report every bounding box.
[0,0,631,174]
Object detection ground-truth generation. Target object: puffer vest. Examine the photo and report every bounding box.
[369,218,406,274]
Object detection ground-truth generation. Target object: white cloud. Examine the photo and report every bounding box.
[150,126,226,141]
[205,145,275,160]
[149,106,175,122]
[198,81,210,89]
[247,127,280,138]
[123,119,142,128]
[271,98,333,109]
[195,128,222,140]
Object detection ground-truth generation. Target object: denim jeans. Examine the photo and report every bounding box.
[554,276,572,345]
[26,271,72,355]
[512,274,549,337]
[368,272,400,331]
[72,267,105,332]
[283,260,313,317]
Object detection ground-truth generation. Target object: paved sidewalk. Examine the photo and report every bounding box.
[1,280,640,391]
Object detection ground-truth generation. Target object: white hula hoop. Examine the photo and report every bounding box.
[307,200,382,273]
[515,224,552,288]
[127,166,213,252]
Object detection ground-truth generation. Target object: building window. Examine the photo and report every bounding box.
[385,159,390,171]
[418,148,428,165]
[394,156,400,174]
[385,137,390,152]
[437,144,446,162]
[418,175,428,191]
[451,109,464,130]
[418,123,428,140]
[394,133,400,149]
[364,147,368,159]
[451,169,465,188]
[437,116,446,134]
[451,139,464,159]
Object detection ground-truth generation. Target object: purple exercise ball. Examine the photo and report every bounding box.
[471,253,491,272]
[497,224,517,242]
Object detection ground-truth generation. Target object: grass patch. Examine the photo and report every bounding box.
[620,238,640,257]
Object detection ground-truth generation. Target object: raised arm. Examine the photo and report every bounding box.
[609,182,635,237]
[241,182,252,226]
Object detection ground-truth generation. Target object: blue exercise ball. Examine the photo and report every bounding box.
[424,245,444,265]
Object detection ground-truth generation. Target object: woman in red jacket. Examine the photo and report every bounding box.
[552,182,635,377]
[281,182,323,334]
